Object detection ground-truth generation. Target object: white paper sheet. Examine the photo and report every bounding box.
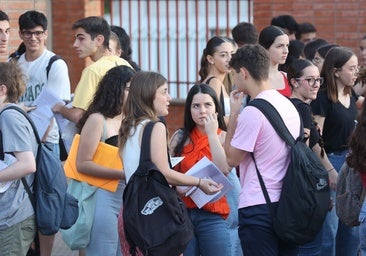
[27,88,64,138]
[177,156,232,208]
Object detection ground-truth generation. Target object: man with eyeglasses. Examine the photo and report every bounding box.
[15,10,71,256]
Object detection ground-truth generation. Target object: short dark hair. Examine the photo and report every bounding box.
[287,59,315,88]
[19,10,47,31]
[317,44,338,58]
[231,22,258,46]
[295,22,316,40]
[303,38,328,60]
[258,25,287,49]
[72,16,110,49]
[270,15,298,34]
[0,10,9,22]
[229,44,270,82]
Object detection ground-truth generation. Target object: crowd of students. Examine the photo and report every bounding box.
[0,9,366,256]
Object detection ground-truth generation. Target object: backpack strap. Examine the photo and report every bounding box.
[1,106,42,144]
[46,55,62,80]
[247,98,301,221]
[0,106,41,209]
[248,98,301,146]
[137,120,172,173]
[139,121,156,163]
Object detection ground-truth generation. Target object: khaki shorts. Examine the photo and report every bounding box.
[0,215,36,256]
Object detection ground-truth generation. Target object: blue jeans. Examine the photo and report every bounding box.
[184,209,231,256]
[226,168,243,256]
[298,229,323,256]
[359,201,366,256]
[238,204,298,256]
[320,151,360,256]
[86,182,124,256]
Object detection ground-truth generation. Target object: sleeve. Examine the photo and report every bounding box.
[231,106,265,153]
[0,111,33,153]
[72,68,99,110]
[47,59,71,101]
[296,103,313,130]
[310,90,329,116]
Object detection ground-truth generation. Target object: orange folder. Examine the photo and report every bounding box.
[64,134,123,192]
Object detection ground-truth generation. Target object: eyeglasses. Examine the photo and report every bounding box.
[295,77,324,87]
[21,30,45,39]
[349,66,360,74]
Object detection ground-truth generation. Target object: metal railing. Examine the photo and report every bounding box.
[104,0,251,99]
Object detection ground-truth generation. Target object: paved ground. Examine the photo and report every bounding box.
[52,232,78,256]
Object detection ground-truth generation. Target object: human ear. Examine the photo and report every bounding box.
[0,84,7,96]
[290,78,298,88]
[334,68,339,78]
[207,55,214,65]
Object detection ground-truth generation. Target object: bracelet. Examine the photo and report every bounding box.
[327,168,335,172]
[197,178,201,187]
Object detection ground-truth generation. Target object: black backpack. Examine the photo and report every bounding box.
[249,98,330,245]
[123,121,194,256]
[0,106,79,235]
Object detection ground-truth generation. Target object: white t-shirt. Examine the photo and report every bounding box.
[121,120,149,182]
[18,49,71,143]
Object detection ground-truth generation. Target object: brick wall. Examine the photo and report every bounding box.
[253,0,366,61]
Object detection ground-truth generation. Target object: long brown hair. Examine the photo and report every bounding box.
[118,71,167,149]
[320,46,355,103]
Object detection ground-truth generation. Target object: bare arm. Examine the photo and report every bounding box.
[76,113,124,180]
[204,113,231,174]
[52,103,85,124]
[224,90,246,167]
[0,151,36,182]
[312,143,337,191]
[151,122,222,194]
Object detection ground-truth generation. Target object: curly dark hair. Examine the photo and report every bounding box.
[77,65,135,132]
[346,101,366,172]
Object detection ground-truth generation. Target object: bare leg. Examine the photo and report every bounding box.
[38,233,55,256]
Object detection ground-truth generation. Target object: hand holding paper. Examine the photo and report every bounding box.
[177,156,232,208]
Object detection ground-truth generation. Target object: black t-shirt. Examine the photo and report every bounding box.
[310,90,357,153]
[291,98,319,149]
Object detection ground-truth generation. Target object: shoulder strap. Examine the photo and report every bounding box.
[138,121,172,168]
[247,98,301,220]
[101,118,107,142]
[139,121,156,163]
[206,76,215,85]
[1,106,41,145]
[46,55,62,80]
[0,106,38,209]
[248,98,301,146]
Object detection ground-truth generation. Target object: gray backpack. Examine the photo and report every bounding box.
[336,162,365,227]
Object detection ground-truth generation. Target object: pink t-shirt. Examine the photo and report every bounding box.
[231,89,301,209]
